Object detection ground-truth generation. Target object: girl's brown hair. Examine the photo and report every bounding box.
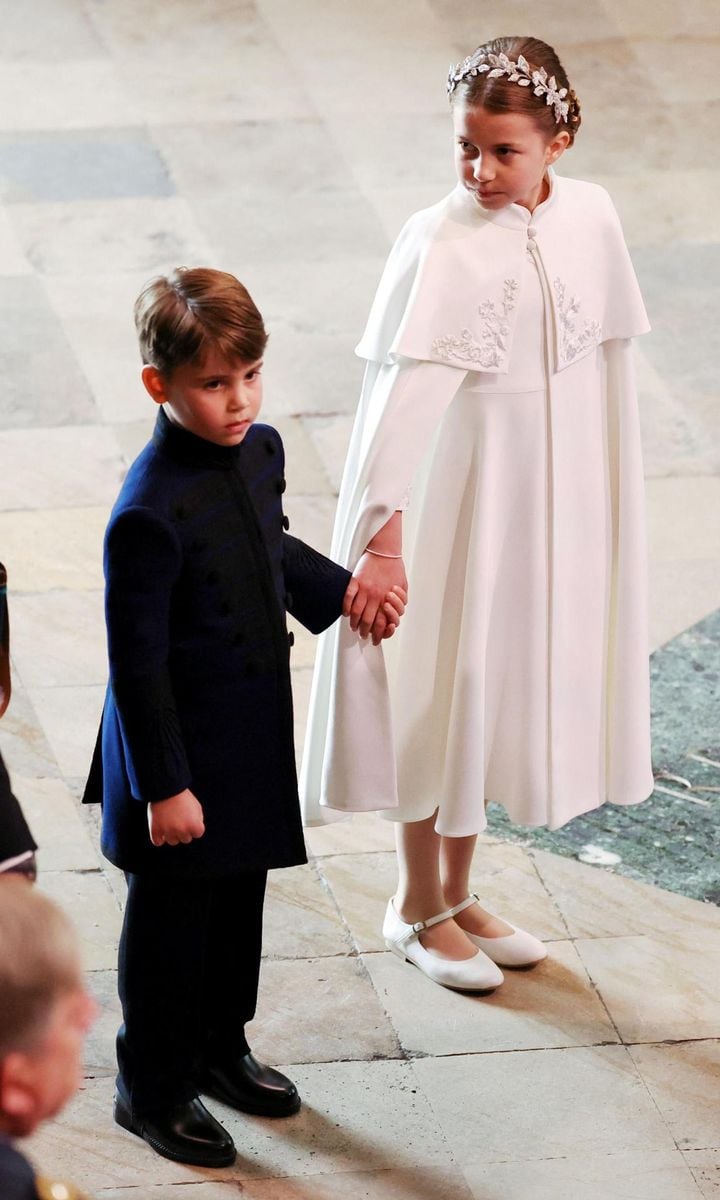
[134,267,269,376]
[450,37,582,145]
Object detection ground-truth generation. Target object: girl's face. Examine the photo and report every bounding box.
[453,104,570,213]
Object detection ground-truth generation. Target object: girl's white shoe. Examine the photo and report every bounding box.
[457,894,548,967]
[383,898,504,992]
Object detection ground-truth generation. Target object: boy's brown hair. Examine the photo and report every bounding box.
[134,267,269,377]
[0,883,82,1058]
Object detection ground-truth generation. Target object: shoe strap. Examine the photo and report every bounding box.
[409,893,480,934]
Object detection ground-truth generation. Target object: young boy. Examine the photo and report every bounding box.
[0,882,96,1199]
[82,268,405,1168]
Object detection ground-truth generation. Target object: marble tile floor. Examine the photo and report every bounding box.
[19,809,720,1199]
[0,0,718,1196]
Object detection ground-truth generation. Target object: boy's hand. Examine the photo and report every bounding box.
[370,585,408,645]
[148,789,205,847]
[343,553,408,641]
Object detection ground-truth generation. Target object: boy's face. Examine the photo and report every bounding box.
[143,347,264,446]
[0,984,96,1137]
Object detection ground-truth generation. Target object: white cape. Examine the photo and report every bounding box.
[300,172,653,830]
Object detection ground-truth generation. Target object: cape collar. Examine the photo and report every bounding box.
[452,167,558,231]
[151,406,246,470]
[356,170,649,375]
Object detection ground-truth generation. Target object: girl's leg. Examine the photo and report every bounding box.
[394,814,478,960]
[440,834,514,938]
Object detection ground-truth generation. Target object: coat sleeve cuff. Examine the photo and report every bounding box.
[112,670,192,803]
[282,535,351,635]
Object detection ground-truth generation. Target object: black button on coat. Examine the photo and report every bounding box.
[83,410,351,879]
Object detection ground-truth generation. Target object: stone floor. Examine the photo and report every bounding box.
[1,0,719,1197]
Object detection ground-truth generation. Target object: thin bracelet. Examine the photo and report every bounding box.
[365,547,403,559]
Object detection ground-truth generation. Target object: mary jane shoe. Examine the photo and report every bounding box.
[457,894,548,967]
[383,898,504,992]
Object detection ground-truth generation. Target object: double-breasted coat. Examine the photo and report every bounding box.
[83,408,350,878]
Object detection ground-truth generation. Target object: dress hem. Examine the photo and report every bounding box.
[306,777,657,835]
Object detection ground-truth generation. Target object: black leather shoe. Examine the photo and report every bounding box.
[199,1052,301,1117]
[113,1091,236,1167]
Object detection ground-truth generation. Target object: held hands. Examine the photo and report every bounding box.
[147,788,205,847]
[343,551,408,646]
[377,584,407,644]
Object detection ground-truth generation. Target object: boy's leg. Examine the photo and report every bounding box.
[117,872,210,1112]
[115,872,236,1166]
[197,869,300,1116]
[200,868,267,1064]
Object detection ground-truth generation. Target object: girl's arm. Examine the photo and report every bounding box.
[343,511,408,641]
[337,359,467,643]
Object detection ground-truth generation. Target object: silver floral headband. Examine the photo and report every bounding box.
[447,51,570,124]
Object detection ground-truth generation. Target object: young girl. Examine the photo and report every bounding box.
[301,36,653,991]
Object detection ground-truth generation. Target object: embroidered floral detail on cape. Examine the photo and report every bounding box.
[553,278,602,362]
[432,279,518,368]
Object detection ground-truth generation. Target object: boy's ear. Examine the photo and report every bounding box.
[0,1055,37,1137]
[141,365,169,407]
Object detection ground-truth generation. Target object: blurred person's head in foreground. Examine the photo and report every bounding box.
[0,883,96,1138]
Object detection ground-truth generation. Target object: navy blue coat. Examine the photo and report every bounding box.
[83,409,350,879]
[0,1137,44,1200]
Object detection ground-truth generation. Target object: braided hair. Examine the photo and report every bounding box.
[449,36,581,145]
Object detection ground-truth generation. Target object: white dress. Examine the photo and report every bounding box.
[301,172,654,833]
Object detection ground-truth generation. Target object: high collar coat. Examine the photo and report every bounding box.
[84,410,350,878]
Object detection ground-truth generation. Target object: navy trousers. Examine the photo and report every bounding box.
[117,869,267,1113]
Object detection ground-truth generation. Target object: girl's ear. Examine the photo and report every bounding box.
[546,129,571,166]
[141,365,168,406]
